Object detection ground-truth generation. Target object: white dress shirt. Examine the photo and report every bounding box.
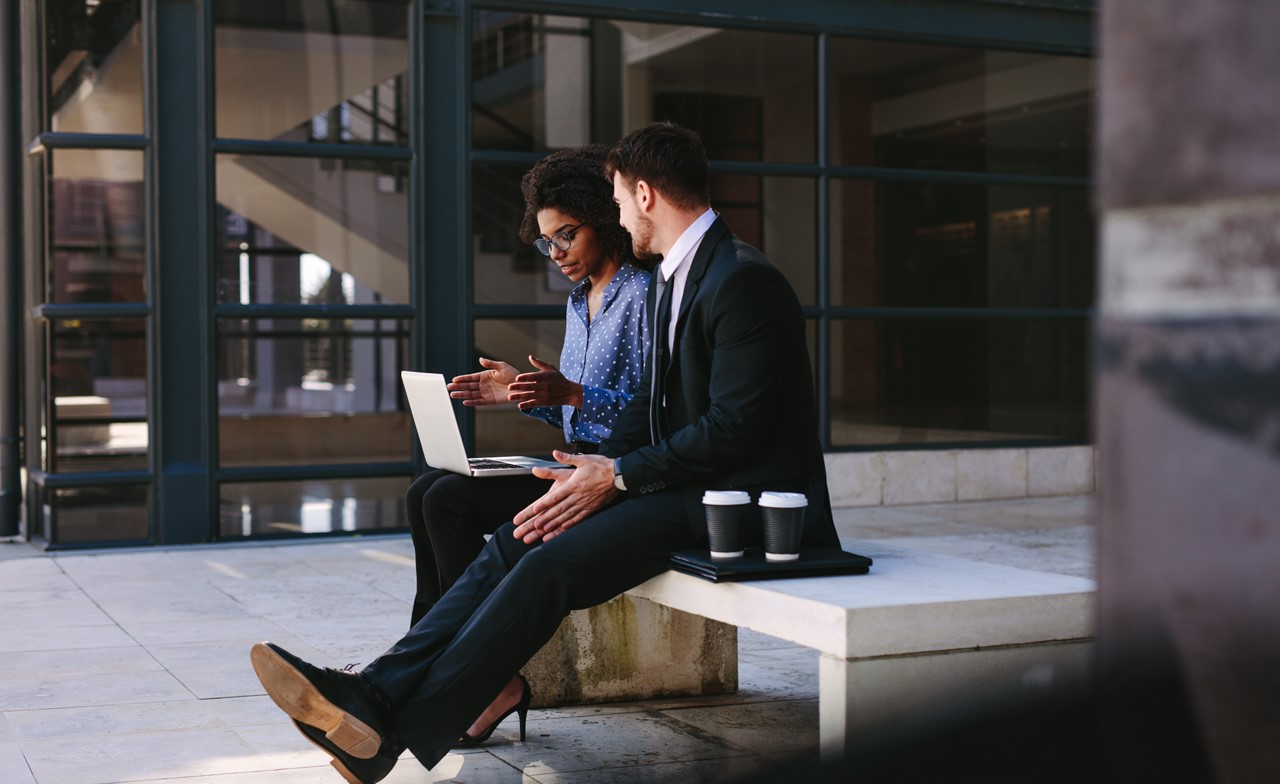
[656,208,718,353]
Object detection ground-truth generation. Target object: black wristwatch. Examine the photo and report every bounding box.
[613,458,627,491]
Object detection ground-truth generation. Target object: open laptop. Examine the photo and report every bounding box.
[401,370,564,477]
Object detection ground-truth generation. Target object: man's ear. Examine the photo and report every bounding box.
[634,179,655,211]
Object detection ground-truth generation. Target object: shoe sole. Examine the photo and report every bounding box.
[250,642,383,759]
[290,720,370,784]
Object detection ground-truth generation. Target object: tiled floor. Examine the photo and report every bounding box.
[0,495,1093,784]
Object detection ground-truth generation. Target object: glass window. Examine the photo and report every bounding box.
[217,318,409,467]
[215,156,409,304]
[473,318,571,456]
[472,13,815,163]
[48,317,148,473]
[42,485,150,545]
[830,180,1094,309]
[45,0,144,134]
[829,40,1093,177]
[219,477,408,537]
[213,0,411,143]
[48,150,146,303]
[829,318,1088,447]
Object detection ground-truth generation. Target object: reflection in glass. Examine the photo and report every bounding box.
[48,150,146,303]
[829,40,1093,176]
[473,319,570,456]
[49,318,148,473]
[215,157,409,304]
[217,318,409,467]
[45,485,150,545]
[830,319,1088,447]
[830,180,1093,309]
[45,0,144,134]
[473,163,817,306]
[472,13,815,162]
[219,477,408,537]
[213,0,410,142]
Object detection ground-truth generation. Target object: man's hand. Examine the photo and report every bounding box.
[512,451,619,543]
[448,357,518,407]
[508,355,585,411]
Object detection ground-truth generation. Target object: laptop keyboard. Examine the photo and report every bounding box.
[469,458,525,470]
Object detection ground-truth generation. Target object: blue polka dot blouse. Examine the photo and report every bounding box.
[523,262,651,444]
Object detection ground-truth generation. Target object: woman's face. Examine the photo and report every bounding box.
[536,207,608,284]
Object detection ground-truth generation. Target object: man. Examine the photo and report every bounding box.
[249,122,840,783]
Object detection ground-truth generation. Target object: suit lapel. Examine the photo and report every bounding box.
[663,217,730,384]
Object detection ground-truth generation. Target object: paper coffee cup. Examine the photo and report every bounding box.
[759,492,807,562]
[703,490,750,559]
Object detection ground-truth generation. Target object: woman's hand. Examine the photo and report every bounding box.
[508,355,584,410]
[447,357,519,407]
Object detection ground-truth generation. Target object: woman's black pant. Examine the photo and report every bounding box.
[404,469,548,625]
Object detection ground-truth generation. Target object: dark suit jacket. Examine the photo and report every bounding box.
[602,217,839,549]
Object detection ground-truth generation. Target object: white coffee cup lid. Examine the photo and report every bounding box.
[759,491,808,509]
[703,490,751,505]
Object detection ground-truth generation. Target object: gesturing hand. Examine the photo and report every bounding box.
[512,451,618,544]
[447,357,519,407]
[508,355,585,411]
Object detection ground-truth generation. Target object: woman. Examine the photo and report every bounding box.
[403,145,650,744]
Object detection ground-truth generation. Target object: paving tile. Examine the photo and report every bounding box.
[735,659,818,702]
[0,712,12,743]
[210,575,408,623]
[202,695,290,728]
[0,670,193,711]
[230,716,328,769]
[19,727,266,784]
[120,617,294,646]
[145,636,335,700]
[484,711,746,777]
[533,753,770,783]
[0,625,136,654]
[54,553,205,582]
[0,742,36,784]
[0,646,160,679]
[4,700,222,742]
[662,698,819,755]
[80,582,258,624]
[0,559,75,590]
[139,773,297,784]
[737,628,796,653]
[0,589,115,629]
[273,613,412,666]
[369,752,533,784]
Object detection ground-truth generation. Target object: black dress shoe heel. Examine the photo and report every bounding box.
[458,674,532,746]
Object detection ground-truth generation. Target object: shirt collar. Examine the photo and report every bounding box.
[568,262,639,310]
[658,208,717,283]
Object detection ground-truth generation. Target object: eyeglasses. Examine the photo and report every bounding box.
[534,222,585,256]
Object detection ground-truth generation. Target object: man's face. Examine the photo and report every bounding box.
[612,172,656,260]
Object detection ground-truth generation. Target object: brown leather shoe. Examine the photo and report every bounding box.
[250,641,389,759]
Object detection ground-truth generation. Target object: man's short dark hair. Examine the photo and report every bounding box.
[605,122,710,211]
[518,145,641,268]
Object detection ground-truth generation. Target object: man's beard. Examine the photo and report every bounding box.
[629,213,660,261]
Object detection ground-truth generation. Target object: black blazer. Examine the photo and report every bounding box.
[603,217,839,548]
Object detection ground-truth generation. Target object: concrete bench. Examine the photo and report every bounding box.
[626,539,1096,755]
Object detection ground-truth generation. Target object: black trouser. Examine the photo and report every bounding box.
[362,490,695,770]
[404,470,548,625]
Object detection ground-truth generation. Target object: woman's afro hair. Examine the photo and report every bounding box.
[518,145,644,269]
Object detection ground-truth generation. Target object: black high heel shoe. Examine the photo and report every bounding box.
[456,674,531,746]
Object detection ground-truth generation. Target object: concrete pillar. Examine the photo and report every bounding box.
[1097,2,1280,780]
